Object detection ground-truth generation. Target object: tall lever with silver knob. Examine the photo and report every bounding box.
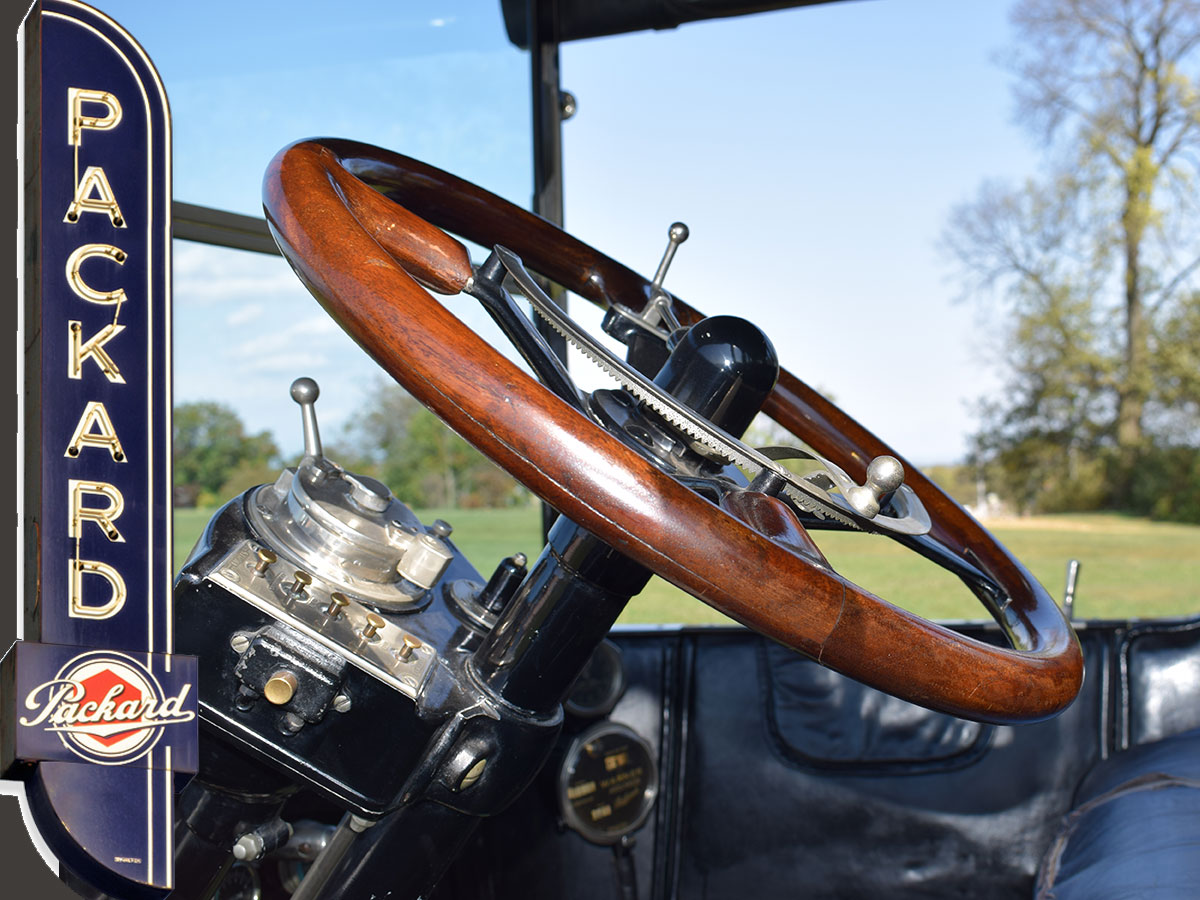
[291,377,323,459]
[651,222,689,294]
[643,223,688,334]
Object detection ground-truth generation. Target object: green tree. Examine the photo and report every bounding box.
[173,402,279,505]
[337,377,525,509]
[944,0,1200,517]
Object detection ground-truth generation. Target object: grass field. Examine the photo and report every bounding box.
[174,504,1199,625]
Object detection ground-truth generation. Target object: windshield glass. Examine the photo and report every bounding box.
[98,0,533,472]
[556,3,1198,624]
[93,1,1195,625]
[101,0,531,215]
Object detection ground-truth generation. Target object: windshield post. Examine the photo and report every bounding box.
[530,0,571,542]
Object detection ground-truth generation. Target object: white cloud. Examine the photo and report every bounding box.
[225,303,265,327]
[241,351,331,374]
[227,314,342,359]
[173,242,301,305]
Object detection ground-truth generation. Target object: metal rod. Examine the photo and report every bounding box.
[1063,559,1081,619]
[650,223,689,292]
[290,377,323,459]
[288,812,373,900]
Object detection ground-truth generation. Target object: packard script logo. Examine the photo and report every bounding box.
[19,650,195,766]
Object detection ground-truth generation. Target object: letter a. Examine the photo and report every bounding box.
[65,401,126,462]
[64,166,126,227]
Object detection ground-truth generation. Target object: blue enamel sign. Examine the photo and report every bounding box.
[3,2,195,896]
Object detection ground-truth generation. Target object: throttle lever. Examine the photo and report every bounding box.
[644,222,688,334]
[650,222,689,294]
[291,376,324,459]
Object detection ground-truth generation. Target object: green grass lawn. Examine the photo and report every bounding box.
[174,504,1199,625]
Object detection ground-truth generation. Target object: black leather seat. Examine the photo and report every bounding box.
[1036,727,1200,898]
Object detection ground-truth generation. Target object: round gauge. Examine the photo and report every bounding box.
[558,722,657,845]
[214,861,261,900]
[564,640,626,719]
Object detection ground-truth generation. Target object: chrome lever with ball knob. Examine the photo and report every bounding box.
[845,456,906,519]
[650,221,689,291]
[291,376,324,459]
[643,222,688,334]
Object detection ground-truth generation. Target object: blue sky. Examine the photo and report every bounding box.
[559,0,1039,465]
[95,0,1040,467]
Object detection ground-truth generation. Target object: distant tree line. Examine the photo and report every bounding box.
[172,380,527,510]
[326,378,527,510]
[173,402,280,507]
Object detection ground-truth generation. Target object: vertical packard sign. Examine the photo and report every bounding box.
[3,2,197,897]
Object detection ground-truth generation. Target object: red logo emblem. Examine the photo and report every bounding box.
[19,651,195,765]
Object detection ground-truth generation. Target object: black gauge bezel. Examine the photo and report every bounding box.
[564,639,627,719]
[557,721,658,845]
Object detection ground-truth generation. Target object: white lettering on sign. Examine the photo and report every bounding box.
[19,652,194,765]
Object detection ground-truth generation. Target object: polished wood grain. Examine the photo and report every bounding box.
[263,139,1083,724]
[719,490,832,569]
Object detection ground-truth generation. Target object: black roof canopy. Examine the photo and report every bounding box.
[501,0,860,48]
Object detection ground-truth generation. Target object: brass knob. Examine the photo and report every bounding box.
[397,633,423,661]
[325,591,349,619]
[254,547,277,575]
[361,613,385,641]
[287,571,312,604]
[264,670,298,706]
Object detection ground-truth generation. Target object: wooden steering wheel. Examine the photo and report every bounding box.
[263,138,1083,725]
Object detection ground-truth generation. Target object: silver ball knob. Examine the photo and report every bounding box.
[290,377,319,405]
[845,456,905,519]
[668,222,689,244]
[866,456,904,495]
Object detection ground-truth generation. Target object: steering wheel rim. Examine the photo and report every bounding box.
[262,138,1083,725]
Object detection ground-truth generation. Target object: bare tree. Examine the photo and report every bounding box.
[945,0,1200,512]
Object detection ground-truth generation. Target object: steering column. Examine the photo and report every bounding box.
[293,314,779,899]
